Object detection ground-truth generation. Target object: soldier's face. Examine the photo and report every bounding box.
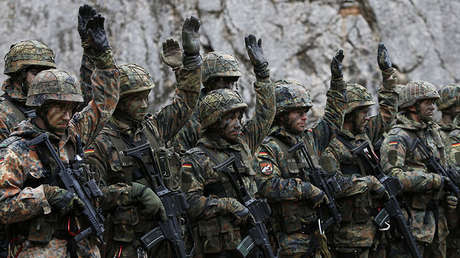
[24,66,48,88]
[117,90,149,121]
[43,101,76,136]
[417,99,436,122]
[350,107,370,134]
[286,108,308,134]
[212,77,238,90]
[218,109,243,143]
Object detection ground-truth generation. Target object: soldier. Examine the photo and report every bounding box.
[318,47,393,258]
[0,7,152,257]
[85,17,202,257]
[180,34,275,257]
[380,80,458,257]
[168,50,242,154]
[0,40,57,141]
[436,84,460,258]
[254,48,354,257]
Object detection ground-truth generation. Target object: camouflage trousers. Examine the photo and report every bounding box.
[11,238,100,258]
[386,239,446,258]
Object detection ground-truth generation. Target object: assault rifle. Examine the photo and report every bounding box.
[288,142,343,231]
[26,133,105,243]
[351,141,422,258]
[213,155,277,258]
[123,143,192,258]
[415,138,460,196]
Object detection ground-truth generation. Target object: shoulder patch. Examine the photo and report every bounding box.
[259,162,273,175]
[388,141,399,146]
[182,163,193,168]
[452,142,460,147]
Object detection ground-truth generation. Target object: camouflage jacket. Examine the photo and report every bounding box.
[0,54,119,257]
[0,79,34,141]
[319,128,383,248]
[449,117,460,172]
[167,89,205,154]
[84,67,200,250]
[380,113,449,244]
[180,77,275,253]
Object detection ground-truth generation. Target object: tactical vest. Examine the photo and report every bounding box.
[389,125,446,210]
[265,132,319,234]
[102,118,180,244]
[188,142,257,253]
[331,133,375,224]
[1,136,81,245]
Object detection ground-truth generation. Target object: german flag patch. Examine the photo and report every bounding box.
[388,141,399,146]
[258,152,269,156]
[182,163,193,169]
[452,143,460,148]
[259,162,273,175]
[84,149,95,154]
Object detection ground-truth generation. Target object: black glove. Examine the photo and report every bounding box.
[86,14,110,54]
[377,43,392,70]
[78,4,97,46]
[331,49,344,80]
[182,16,202,69]
[245,34,269,78]
[44,185,84,215]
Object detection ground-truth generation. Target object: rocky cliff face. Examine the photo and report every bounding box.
[1,0,458,121]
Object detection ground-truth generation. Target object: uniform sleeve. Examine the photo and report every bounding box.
[0,116,10,142]
[380,135,436,192]
[0,149,52,224]
[69,50,120,147]
[255,144,308,202]
[153,67,201,143]
[84,134,111,186]
[367,67,400,146]
[243,78,276,153]
[181,155,222,220]
[79,53,96,107]
[312,78,347,154]
[449,130,460,175]
[168,113,201,153]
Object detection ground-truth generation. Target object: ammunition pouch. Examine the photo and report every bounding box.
[111,205,139,243]
[339,192,373,224]
[197,215,241,254]
[271,201,317,234]
[27,214,59,244]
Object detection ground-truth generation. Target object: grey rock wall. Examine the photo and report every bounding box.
[0,0,458,122]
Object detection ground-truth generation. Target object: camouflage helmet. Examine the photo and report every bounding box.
[398,80,439,109]
[437,83,460,111]
[202,52,241,84]
[344,83,375,115]
[26,69,83,107]
[4,40,56,75]
[119,64,155,97]
[275,80,313,115]
[199,88,247,129]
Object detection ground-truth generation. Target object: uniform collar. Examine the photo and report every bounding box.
[198,133,244,152]
[1,78,27,102]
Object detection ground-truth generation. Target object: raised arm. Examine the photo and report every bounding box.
[242,35,275,153]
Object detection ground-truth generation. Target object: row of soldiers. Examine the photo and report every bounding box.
[0,4,459,258]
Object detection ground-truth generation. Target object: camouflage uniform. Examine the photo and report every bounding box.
[255,78,347,257]
[0,40,57,141]
[436,84,460,258]
[180,74,275,256]
[380,81,449,258]
[85,63,200,257]
[319,83,388,258]
[0,50,119,257]
[169,52,242,154]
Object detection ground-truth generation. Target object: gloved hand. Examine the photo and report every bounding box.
[161,38,183,69]
[303,183,328,208]
[43,185,84,215]
[78,4,97,47]
[217,197,249,225]
[130,182,166,221]
[377,43,392,70]
[245,34,269,78]
[330,49,344,80]
[182,16,201,56]
[365,176,389,200]
[86,14,110,54]
[446,195,458,210]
